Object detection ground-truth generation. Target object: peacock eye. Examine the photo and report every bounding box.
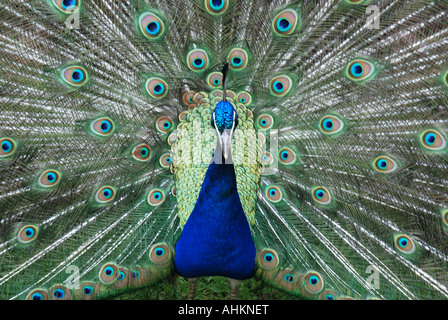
[258,249,279,270]
[178,111,189,122]
[394,234,416,255]
[187,49,209,72]
[302,271,324,295]
[256,114,274,130]
[312,186,332,205]
[207,72,223,88]
[420,129,447,151]
[149,243,171,264]
[53,289,65,299]
[205,0,228,15]
[269,75,292,96]
[236,91,252,106]
[284,273,294,282]
[278,147,297,165]
[346,59,375,82]
[17,225,38,244]
[159,153,172,168]
[373,156,398,173]
[0,137,16,157]
[83,286,93,295]
[52,0,79,13]
[90,117,115,137]
[61,66,88,87]
[266,186,283,203]
[227,48,248,70]
[99,262,119,284]
[131,143,152,162]
[148,188,165,206]
[146,77,168,99]
[272,8,299,36]
[26,289,49,300]
[95,186,116,204]
[139,12,165,39]
[261,152,274,165]
[319,115,344,135]
[38,169,61,188]
[156,116,174,134]
[182,91,196,106]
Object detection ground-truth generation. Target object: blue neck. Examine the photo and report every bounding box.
[174,146,256,279]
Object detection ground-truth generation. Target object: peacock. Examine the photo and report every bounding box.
[1,0,448,301]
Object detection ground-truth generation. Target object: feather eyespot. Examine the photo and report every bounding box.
[99,262,119,284]
[228,48,248,70]
[187,49,209,72]
[156,116,174,134]
[319,115,344,135]
[132,143,152,162]
[147,189,165,206]
[258,249,279,270]
[256,114,274,129]
[112,267,130,289]
[266,186,282,203]
[420,129,447,151]
[207,72,223,88]
[205,0,228,15]
[17,225,39,244]
[269,75,292,96]
[159,153,172,168]
[236,91,252,106]
[0,137,16,158]
[38,169,61,188]
[272,9,299,36]
[312,186,332,205]
[90,117,115,137]
[49,284,71,300]
[26,289,49,300]
[373,156,398,173]
[394,234,416,255]
[320,289,338,300]
[95,186,116,204]
[178,111,189,122]
[441,209,448,229]
[346,59,375,82]
[278,147,297,165]
[75,281,100,300]
[61,66,88,87]
[275,269,298,290]
[146,77,168,99]
[52,0,80,13]
[182,91,196,105]
[149,243,171,265]
[139,12,165,40]
[261,152,274,165]
[301,271,324,295]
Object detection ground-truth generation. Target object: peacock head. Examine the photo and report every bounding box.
[211,62,238,160]
[212,100,238,160]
